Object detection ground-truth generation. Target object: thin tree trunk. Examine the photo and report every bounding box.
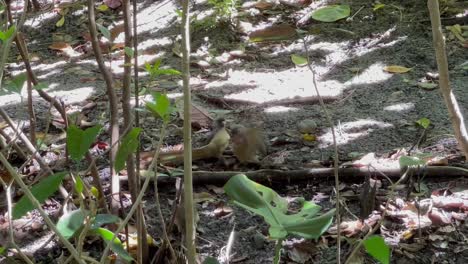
[87,0,121,214]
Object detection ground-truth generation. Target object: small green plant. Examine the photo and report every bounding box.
[208,0,238,21]
[224,174,335,264]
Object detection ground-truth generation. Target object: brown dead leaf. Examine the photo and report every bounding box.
[49,42,72,51]
[80,77,97,83]
[111,42,125,50]
[175,99,213,129]
[249,24,297,42]
[110,24,125,41]
[383,65,412,73]
[254,1,274,10]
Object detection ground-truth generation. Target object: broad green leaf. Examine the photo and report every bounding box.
[399,156,425,168]
[97,4,109,11]
[67,125,102,161]
[13,172,67,219]
[291,54,308,66]
[56,16,65,27]
[145,92,172,122]
[0,246,5,255]
[97,23,111,41]
[364,235,390,264]
[311,5,350,22]
[95,228,133,262]
[224,174,334,239]
[56,209,87,239]
[416,118,431,129]
[124,47,134,58]
[33,82,48,90]
[91,214,120,229]
[115,128,142,172]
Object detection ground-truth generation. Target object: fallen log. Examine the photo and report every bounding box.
[120,166,468,185]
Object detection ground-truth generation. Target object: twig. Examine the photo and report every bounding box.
[87,0,121,215]
[181,0,197,262]
[301,36,342,263]
[428,0,468,160]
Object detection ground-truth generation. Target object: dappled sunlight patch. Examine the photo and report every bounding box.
[344,62,393,86]
[24,11,57,28]
[47,86,95,104]
[138,37,172,51]
[137,0,178,34]
[384,102,415,112]
[264,106,299,113]
[205,68,343,104]
[318,119,393,147]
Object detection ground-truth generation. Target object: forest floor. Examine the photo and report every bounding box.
[1,0,468,263]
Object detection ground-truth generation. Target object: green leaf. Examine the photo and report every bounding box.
[97,4,109,11]
[91,186,99,198]
[33,82,48,90]
[5,73,27,94]
[13,172,67,219]
[203,257,220,264]
[416,117,431,129]
[0,246,5,255]
[145,92,172,122]
[95,228,133,262]
[56,16,65,27]
[4,25,16,41]
[154,68,181,76]
[224,174,334,240]
[0,25,15,42]
[373,4,386,11]
[291,54,308,67]
[97,23,111,41]
[144,62,153,73]
[56,209,87,239]
[74,175,84,194]
[67,125,102,161]
[115,128,142,172]
[399,156,426,168]
[91,214,120,229]
[364,235,390,264]
[124,46,134,58]
[311,5,350,22]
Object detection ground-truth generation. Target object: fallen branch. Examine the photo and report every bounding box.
[196,93,337,109]
[121,166,468,185]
